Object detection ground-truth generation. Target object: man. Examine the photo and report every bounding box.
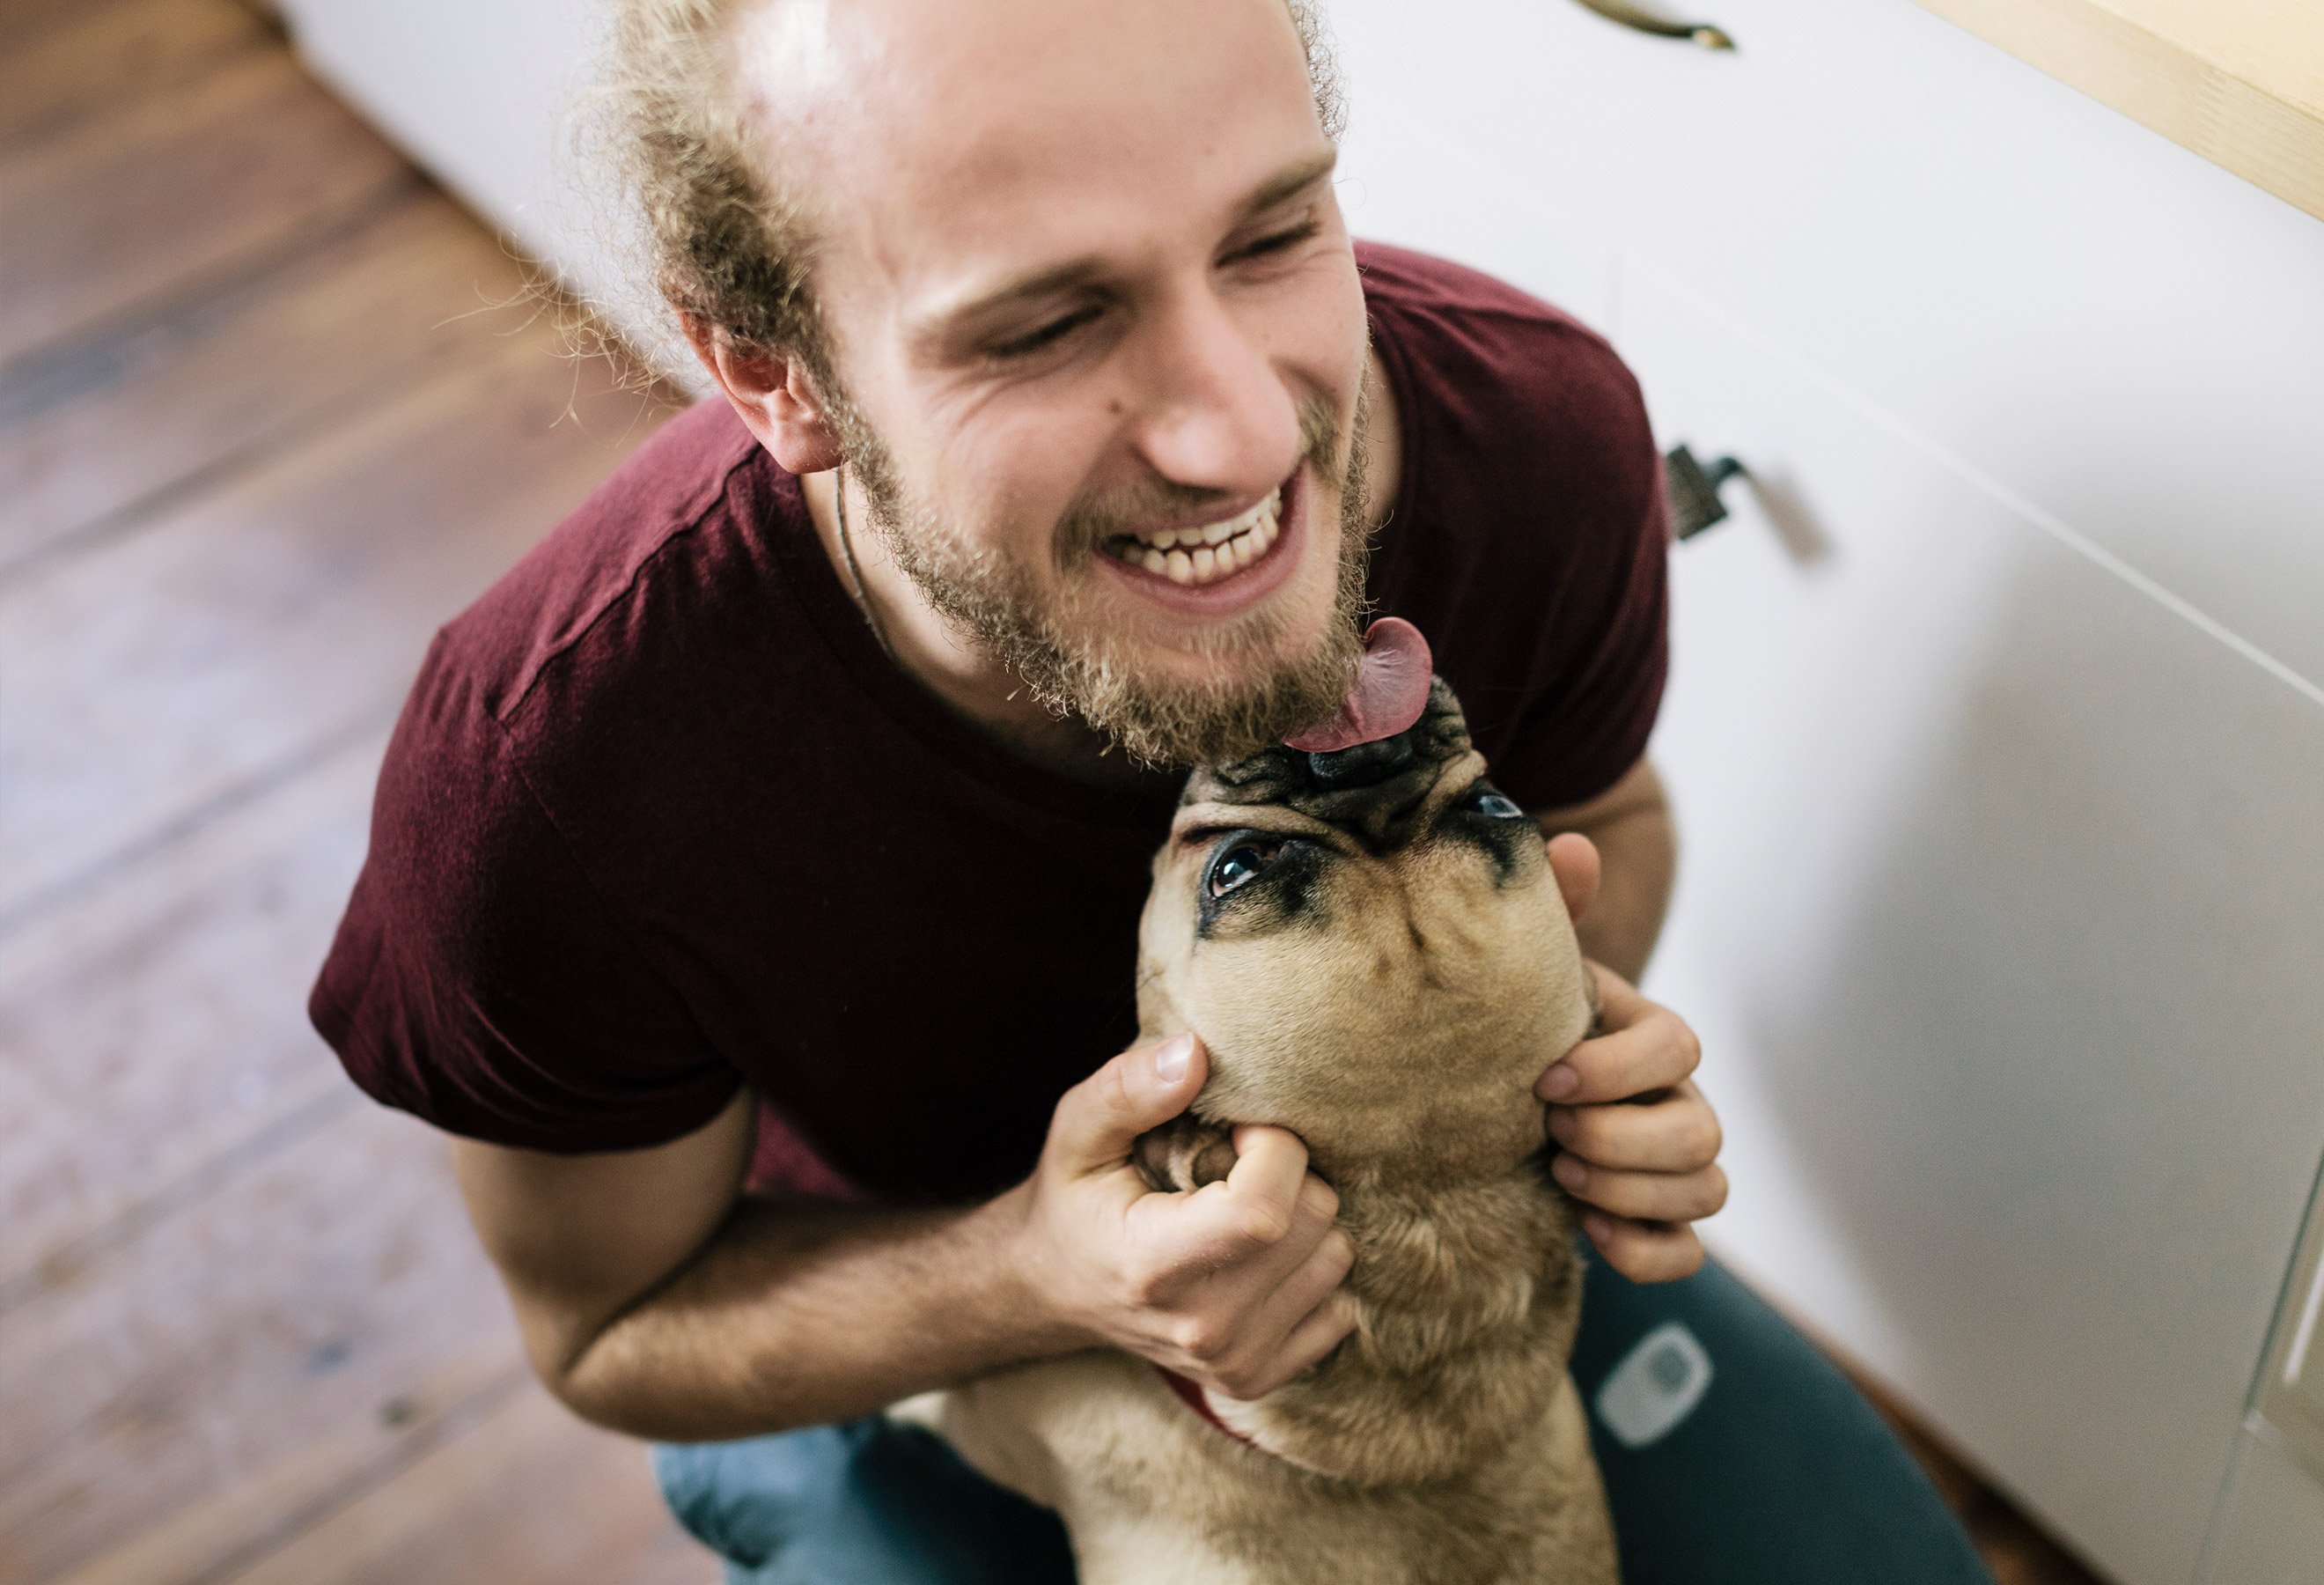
[313,0,1993,1578]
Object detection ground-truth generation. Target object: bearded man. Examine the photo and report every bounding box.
[312,0,1995,1579]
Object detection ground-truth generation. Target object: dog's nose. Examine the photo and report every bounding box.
[1305,731,1416,791]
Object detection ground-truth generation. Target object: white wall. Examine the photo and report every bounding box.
[277,0,684,372]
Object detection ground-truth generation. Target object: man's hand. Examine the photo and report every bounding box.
[1006,1034,1357,1400]
[1538,833,1728,1283]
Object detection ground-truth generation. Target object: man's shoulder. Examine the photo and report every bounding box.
[1355,244,1668,812]
[435,396,777,728]
[1355,240,1651,478]
[1356,240,1629,372]
[323,394,815,1064]
[1357,240,1588,325]
[312,394,769,1157]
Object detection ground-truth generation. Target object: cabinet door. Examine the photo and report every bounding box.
[1621,266,2324,1585]
[2203,1429,2324,1585]
[1329,5,2324,1580]
[1329,0,2324,692]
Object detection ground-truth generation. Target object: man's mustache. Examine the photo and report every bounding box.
[1052,394,1347,562]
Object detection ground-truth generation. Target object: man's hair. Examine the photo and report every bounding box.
[607,0,1346,376]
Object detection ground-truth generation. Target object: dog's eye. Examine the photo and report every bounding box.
[1463,785,1527,820]
[1207,840,1283,898]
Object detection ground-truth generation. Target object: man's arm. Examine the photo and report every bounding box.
[450,1089,1046,1441]
[1531,756,1727,1283]
[451,1036,1356,1442]
[1534,756,1675,984]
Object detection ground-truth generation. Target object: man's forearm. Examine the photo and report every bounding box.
[1561,764,1676,984]
[557,1185,1066,1441]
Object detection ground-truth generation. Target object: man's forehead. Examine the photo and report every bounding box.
[732,0,1327,321]
[907,148,1338,340]
[735,0,1309,104]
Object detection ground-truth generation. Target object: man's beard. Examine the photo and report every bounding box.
[827,382,1375,769]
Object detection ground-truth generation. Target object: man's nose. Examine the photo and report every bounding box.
[1125,289,1302,498]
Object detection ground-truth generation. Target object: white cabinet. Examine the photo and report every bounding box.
[2203,1429,2324,1585]
[2210,1160,2324,1581]
[1624,263,2324,1585]
[1331,0,2324,689]
[1325,4,2324,1582]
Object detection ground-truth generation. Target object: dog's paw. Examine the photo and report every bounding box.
[1132,1115,1238,1193]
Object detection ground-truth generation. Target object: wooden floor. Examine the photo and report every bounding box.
[0,1,702,1579]
[0,3,2107,1581]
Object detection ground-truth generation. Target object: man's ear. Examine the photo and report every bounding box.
[680,313,846,476]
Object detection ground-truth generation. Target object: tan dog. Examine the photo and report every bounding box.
[922,679,1618,1584]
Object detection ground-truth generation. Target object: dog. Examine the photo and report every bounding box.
[917,668,1619,1584]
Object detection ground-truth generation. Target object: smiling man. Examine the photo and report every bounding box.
[312,0,1992,1579]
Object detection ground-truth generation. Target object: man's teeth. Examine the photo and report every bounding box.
[1111,490,1283,586]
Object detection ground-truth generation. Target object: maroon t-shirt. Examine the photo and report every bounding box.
[310,242,1669,1204]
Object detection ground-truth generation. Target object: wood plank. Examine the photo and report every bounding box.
[0,0,123,57]
[0,333,672,923]
[2077,0,2322,119]
[0,730,383,1304]
[0,1103,523,1583]
[49,1345,528,1585]
[0,8,705,1579]
[0,40,408,366]
[0,0,268,151]
[0,182,547,574]
[1912,0,2324,222]
[223,1386,712,1585]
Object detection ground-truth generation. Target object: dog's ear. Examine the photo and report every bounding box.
[1132,1115,1239,1193]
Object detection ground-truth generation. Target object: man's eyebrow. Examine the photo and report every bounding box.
[912,148,1342,350]
[916,258,1112,349]
[1232,147,1340,224]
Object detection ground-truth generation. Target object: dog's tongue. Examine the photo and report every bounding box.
[1284,617,1433,753]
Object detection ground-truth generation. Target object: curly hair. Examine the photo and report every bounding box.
[605,0,1346,379]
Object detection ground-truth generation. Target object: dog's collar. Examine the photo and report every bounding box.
[1154,1366,1264,1452]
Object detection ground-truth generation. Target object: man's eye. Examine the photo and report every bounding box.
[992,306,1103,359]
[1463,785,1526,820]
[1230,219,1321,263]
[1207,840,1283,898]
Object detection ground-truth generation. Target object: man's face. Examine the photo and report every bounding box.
[737,0,1374,763]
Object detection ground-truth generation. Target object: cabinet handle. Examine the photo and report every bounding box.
[1566,0,1735,50]
[1665,445,1747,540]
[1665,446,1834,564]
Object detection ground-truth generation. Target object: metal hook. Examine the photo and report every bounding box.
[1665,446,1836,565]
[1566,0,1735,50]
[1665,445,1747,540]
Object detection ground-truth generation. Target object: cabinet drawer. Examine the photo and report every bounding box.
[1331,0,2324,693]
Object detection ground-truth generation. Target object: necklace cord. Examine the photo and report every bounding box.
[833,466,898,662]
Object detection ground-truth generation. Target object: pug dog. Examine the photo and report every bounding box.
[916,622,1619,1585]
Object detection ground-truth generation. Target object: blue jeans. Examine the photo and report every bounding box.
[653,1253,1994,1583]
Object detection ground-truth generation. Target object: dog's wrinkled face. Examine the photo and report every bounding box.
[1136,679,1592,1183]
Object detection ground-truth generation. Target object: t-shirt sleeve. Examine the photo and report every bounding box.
[310,634,743,1153]
[1488,437,1670,815]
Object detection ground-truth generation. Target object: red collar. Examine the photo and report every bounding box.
[1154,1366,1263,1450]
